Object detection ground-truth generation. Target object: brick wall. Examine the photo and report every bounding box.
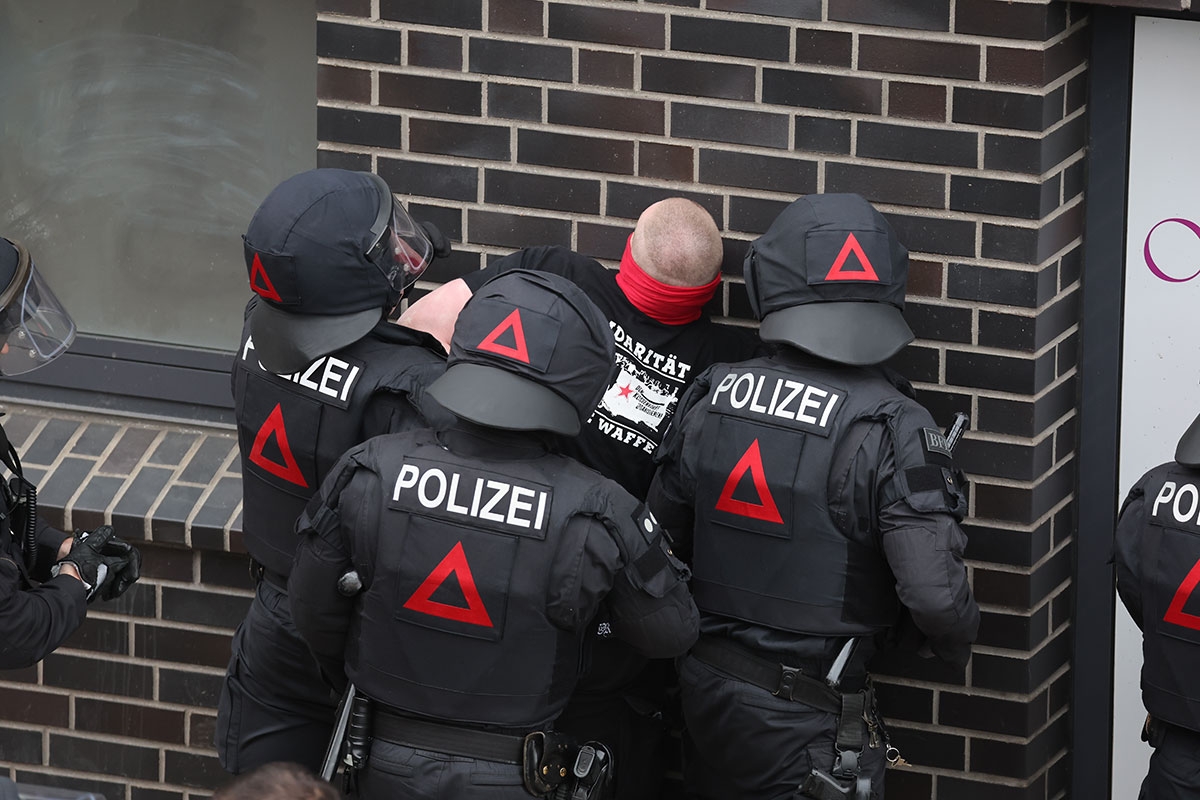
[314,1,1087,798]
[0,1,1089,798]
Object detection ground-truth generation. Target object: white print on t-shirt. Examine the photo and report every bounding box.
[601,365,675,429]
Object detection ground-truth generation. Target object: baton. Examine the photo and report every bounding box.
[943,411,970,454]
[825,638,859,690]
[320,683,356,781]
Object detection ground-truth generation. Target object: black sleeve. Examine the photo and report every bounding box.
[581,488,698,659]
[32,515,71,584]
[874,402,979,667]
[1113,478,1148,630]
[289,447,375,691]
[0,556,87,670]
[462,246,597,292]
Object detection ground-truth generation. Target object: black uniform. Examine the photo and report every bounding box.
[215,298,446,774]
[649,350,978,798]
[462,246,760,796]
[289,423,699,799]
[1115,460,1200,800]
[0,488,86,670]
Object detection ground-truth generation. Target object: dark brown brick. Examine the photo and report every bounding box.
[134,623,231,669]
[0,686,69,727]
[951,175,1054,220]
[707,0,820,19]
[317,150,371,172]
[670,15,790,61]
[43,653,154,699]
[906,258,943,298]
[672,104,789,149]
[956,0,1067,41]
[14,772,128,800]
[318,106,401,149]
[317,65,370,104]
[795,29,852,67]
[858,121,977,168]
[859,36,979,80]
[941,691,1048,738]
[469,38,572,82]
[884,212,976,257]
[699,150,817,195]
[1048,29,1088,87]
[517,130,633,175]
[409,31,463,71]
[49,733,160,780]
[874,681,935,724]
[987,46,1049,87]
[165,749,226,789]
[763,69,882,115]
[318,0,369,15]
[162,587,252,629]
[795,116,851,155]
[638,142,694,182]
[548,89,664,135]
[468,210,572,249]
[488,84,542,122]
[159,668,225,709]
[641,56,755,101]
[888,82,947,122]
[484,169,601,214]
[380,0,482,29]
[64,615,130,656]
[317,20,401,65]
[141,542,195,582]
[889,726,966,771]
[189,714,219,750]
[576,223,629,263]
[489,0,543,35]
[953,86,1063,133]
[829,0,951,31]
[100,427,158,474]
[580,49,634,89]
[826,162,945,209]
[606,183,723,225]
[0,727,41,764]
[548,3,665,49]
[905,302,972,344]
[409,119,510,160]
[75,698,187,745]
[379,74,482,116]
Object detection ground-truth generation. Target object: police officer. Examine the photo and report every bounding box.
[400,198,762,798]
[1114,411,1200,799]
[216,168,452,774]
[648,194,980,800]
[289,270,699,799]
[0,236,141,670]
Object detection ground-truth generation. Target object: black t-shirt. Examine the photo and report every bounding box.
[463,245,761,497]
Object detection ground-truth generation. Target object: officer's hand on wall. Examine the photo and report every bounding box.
[97,534,142,602]
[50,526,138,603]
[419,221,452,258]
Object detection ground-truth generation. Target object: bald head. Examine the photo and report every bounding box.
[630,198,724,287]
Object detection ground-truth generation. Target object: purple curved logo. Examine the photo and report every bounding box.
[1145,218,1200,282]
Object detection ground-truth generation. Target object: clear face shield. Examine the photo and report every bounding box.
[0,240,76,376]
[364,176,433,300]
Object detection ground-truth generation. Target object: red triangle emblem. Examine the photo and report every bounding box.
[824,233,880,282]
[714,440,783,523]
[477,309,530,364]
[249,253,283,301]
[248,403,308,487]
[404,541,494,627]
[1164,558,1200,631]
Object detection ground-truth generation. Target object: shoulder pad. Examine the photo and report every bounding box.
[878,365,917,400]
[889,401,968,519]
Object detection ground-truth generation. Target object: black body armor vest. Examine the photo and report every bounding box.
[689,357,901,637]
[1132,462,1200,732]
[345,430,628,729]
[231,314,444,577]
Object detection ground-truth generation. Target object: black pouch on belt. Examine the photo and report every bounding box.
[522,730,576,797]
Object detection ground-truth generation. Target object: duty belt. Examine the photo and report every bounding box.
[249,558,288,593]
[372,705,526,764]
[690,635,847,713]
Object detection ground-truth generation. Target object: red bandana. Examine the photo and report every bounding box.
[615,235,721,325]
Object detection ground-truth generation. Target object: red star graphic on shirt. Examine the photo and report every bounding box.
[618,384,633,398]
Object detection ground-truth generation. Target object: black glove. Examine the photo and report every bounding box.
[98,534,142,602]
[50,526,134,603]
[418,221,452,258]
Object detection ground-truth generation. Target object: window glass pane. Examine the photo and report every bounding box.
[0,0,316,351]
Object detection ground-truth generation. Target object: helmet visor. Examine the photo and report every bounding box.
[368,196,432,295]
[0,256,76,375]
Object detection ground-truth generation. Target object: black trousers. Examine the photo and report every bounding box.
[677,654,885,800]
[1140,720,1200,800]
[350,740,529,800]
[215,579,338,774]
